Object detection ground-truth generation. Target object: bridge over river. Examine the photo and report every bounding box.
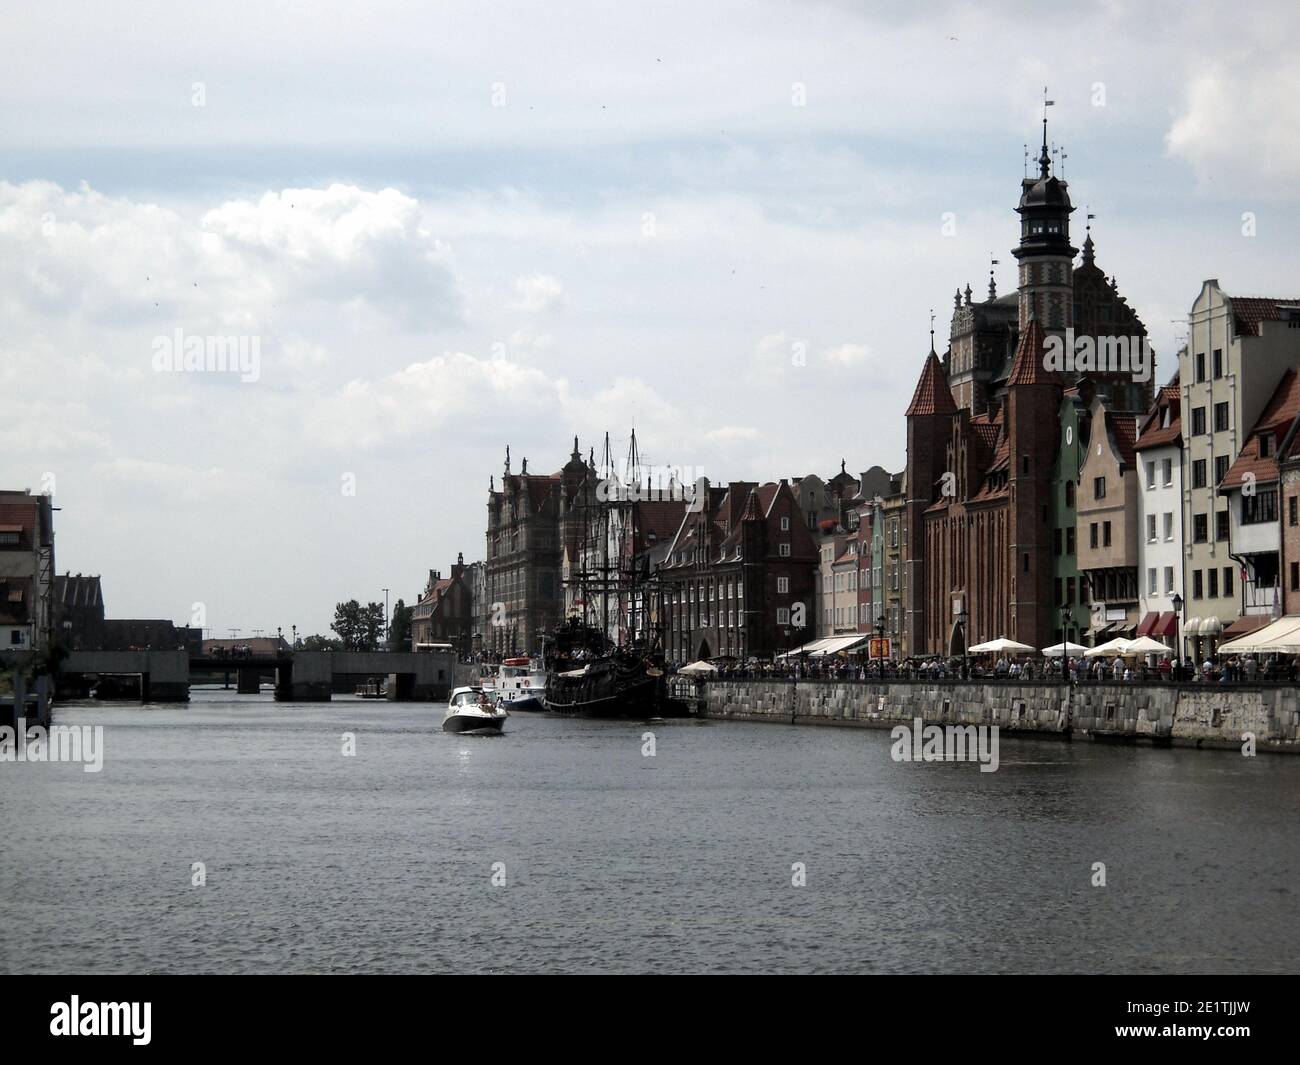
[55,649,456,702]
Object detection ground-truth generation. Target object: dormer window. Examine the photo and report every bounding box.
[1260,435,1273,459]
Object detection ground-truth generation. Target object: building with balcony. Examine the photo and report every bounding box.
[1180,283,1300,648]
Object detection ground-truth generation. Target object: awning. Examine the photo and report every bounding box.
[1220,615,1272,640]
[1136,612,1158,637]
[1218,615,1300,654]
[809,635,870,657]
[1198,617,1223,636]
[1153,612,1178,638]
[1088,622,1115,640]
[777,637,833,658]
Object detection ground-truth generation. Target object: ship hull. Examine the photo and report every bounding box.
[544,664,663,718]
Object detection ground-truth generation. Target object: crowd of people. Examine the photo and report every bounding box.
[674,652,1300,685]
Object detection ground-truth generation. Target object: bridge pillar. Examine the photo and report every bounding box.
[236,667,261,694]
[287,652,332,701]
[273,663,295,701]
[143,650,190,702]
[386,673,416,701]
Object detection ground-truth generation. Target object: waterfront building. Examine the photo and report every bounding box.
[1075,395,1141,641]
[1180,283,1300,652]
[1217,369,1300,644]
[410,553,476,655]
[881,475,907,657]
[0,489,55,652]
[485,443,589,657]
[1283,421,1300,618]
[660,479,816,662]
[1133,378,1185,651]
[468,559,486,655]
[1051,390,1089,645]
[905,119,1154,657]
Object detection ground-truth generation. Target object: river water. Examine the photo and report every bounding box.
[2,690,1297,974]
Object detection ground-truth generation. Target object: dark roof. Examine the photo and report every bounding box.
[1134,386,1182,451]
[1006,315,1058,387]
[904,351,957,417]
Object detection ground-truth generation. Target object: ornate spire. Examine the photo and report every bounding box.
[955,287,962,310]
[521,457,528,475]
[964,283,972,306]
[504,445,511,475]
[1039,87,1054,178]
[988,258,999,301]
[929,308,936,354]
[905,347,958,417]
[1007,309,1059,387]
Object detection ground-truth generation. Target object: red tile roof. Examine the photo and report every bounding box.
[1233,297,1300,337]
[1221,369,1300,489]
[904,351,957,417]
[1134,385,1182,451]
[1006,315,1059,387]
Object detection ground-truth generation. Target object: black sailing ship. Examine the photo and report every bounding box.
[543,431,684,718]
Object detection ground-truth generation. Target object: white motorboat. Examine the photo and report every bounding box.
[443,686,509,735]
[493,656,548,712]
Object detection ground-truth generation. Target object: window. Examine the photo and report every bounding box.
[0,531,19,546]
[1214,402,1229,433]
[777,608,790,624]
[1193,570,1203,599]
[1065,481,1075,506]
[1022,456,1030,475]
[1162,458,1172,486]
[1090,523,1098,549]
[1292,562,1299,592]
[1216,510,1229,542]
[1163,512,1174,540]
[1291,495,1299,526]
[1147,514,1157,542]
[1192,460,1206,489]
[1213,348,1223,378]
[1066,527,1075,554]
[1223,567,1233,597]
[1208,568,1218,598]
[1193,513,1208,542]
[1215,455,1230,486]
[1022,553,1029,573]
[1195,352,1206,381]
[1242,489,1277,525]
[1066,577,1075,604]
[1094,476,1106,499]
[1260,435,1273,459]
[1146,461,1156,489]
[776,576,788,594]
[779,542,791,557]
[1192,407,1206,436]
[1164,566,1174,594]
[1148,568,1157,595]
[1103,521,1112,547]
[780,516,790,531]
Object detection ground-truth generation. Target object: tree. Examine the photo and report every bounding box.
[389,599,413,651]
[360,601,386,651]
[331,600,363,649]
[300,633,342,651]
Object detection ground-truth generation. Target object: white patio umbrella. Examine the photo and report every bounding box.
[678,660,718,675]
[1040,640,1088,657]
[1126,635,1174,655]
[1084,637,1134,657]
[968,637,1037,654]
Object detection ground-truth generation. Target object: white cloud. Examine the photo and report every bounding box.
[511,273,564,313]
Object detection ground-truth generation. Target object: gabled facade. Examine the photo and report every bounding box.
[1133,378,1184,649]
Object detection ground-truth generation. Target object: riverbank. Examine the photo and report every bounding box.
[702,678,1300,753]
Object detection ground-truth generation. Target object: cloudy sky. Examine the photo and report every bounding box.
[3,0,1297,637]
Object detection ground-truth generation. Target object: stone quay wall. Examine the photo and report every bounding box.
[702,679,1300,753]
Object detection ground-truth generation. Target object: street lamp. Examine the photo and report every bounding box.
[1060,605,1071,683]
[1171,592,1183,682]
[382,587,390,648]
[875,613,885,680]
[957,605,969,680]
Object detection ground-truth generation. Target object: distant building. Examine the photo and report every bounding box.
[1218,369,1300,643]
[485,443,589,656]
[0,489,55,651]
[660,479,816,661]
[411,553,476,655]
[202,635,288,656]
[1075,395,1141,641]
[1180,282,1300,650]
[52,573,106,650]
[1133,379,1185,651]
[107,620,201,652]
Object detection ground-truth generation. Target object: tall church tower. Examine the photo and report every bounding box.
[1012,107,1076,336]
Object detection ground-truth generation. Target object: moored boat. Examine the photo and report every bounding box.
[494,656,548,712]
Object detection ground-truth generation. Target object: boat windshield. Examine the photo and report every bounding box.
[454,690,485,707]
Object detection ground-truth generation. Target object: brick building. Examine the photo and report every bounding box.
[905,126,1154,656]
[0,490,55,652]
[411,553,476,654]
[660,479,816,662]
